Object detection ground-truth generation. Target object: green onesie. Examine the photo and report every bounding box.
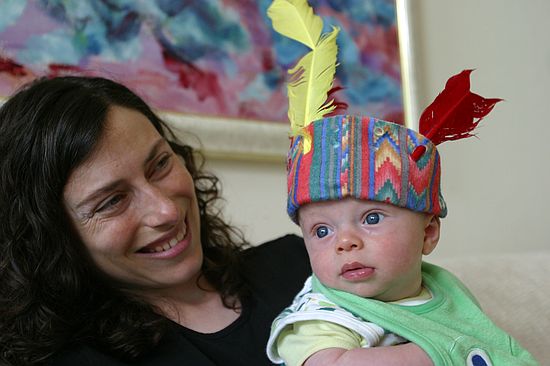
[313,262,538,366]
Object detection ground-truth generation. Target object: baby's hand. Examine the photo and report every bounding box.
[304,343,433,366]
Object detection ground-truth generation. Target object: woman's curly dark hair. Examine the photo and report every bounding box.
[0,76,249,365]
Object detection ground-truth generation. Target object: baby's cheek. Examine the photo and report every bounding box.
[309,254,334,281]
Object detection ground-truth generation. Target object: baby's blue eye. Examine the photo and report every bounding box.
[315,226,330,238]
[364,213,384,225]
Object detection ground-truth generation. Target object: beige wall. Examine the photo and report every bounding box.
[206,0,550,260]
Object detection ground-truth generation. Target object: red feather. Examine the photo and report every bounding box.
[325,86,349,117]
[411,69,502,161]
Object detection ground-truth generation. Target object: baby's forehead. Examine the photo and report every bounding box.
[301,197,391,209]
[297,198,390,218]
[297,198,430,223]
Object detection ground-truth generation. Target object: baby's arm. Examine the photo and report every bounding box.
[304,343,433,366]
[277,320,432,366]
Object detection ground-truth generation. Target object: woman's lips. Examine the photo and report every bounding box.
[340,262,374,281]
[139,228,186,254]
[136,217,191,258]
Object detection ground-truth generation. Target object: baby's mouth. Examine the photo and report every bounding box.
[340,261,375,280]
[138,227,186,254]
[341,262,367,274]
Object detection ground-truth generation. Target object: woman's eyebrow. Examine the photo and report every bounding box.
[144,138,167,166]
[75,138,166,210]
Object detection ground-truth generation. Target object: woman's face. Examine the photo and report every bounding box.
[63,106,203,294]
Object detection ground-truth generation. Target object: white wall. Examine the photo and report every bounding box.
[205,157,300,243]
[408,0,550,259]
[206,0,550,259]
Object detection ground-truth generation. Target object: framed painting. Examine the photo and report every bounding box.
[0,0,416,161]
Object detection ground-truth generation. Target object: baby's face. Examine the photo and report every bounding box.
[298,198,439,302]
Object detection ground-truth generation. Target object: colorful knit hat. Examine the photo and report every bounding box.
[286,115,445,221]
[267,0,500,223]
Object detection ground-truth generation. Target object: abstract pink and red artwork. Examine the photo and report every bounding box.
[0,0,403,124]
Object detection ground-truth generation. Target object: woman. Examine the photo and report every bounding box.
[0,76,311,365]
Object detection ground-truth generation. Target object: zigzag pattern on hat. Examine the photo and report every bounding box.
[287,115,447,222]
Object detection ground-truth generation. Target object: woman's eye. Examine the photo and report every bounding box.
[155,155,171,171]
[148,153,173,179]
[96,194,125,213]
[315,226,331,238]
[364,212,384,225]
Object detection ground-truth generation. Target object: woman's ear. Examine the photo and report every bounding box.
[422,215,441,255]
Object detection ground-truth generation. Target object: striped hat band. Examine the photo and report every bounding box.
[286,115,447,222]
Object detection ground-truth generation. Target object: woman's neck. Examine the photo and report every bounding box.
[134,275,242,333]
[172,290,241,333]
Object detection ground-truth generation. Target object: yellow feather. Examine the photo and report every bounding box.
[267,0,323,49]
[268,0,340,153]
[287,27,339,135]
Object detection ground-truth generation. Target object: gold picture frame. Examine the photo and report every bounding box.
[0,1,416,163]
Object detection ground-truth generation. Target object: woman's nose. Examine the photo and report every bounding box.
[140,184,179,228]
[336,230,364,253]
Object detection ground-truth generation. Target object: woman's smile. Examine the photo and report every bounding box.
[136,217,191,258]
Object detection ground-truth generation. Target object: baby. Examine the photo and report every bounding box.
[267,115,537,366]
[266,1,538,365]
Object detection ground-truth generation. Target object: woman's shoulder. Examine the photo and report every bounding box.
[246,233,306,252]
[243,234,309,273]
[49,345,123,366]
[49,331,217,366]
[241,234,311,303]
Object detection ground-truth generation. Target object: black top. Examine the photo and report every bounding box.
[51,234,311,365]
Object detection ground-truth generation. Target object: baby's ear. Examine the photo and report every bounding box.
[422,215,440,255]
